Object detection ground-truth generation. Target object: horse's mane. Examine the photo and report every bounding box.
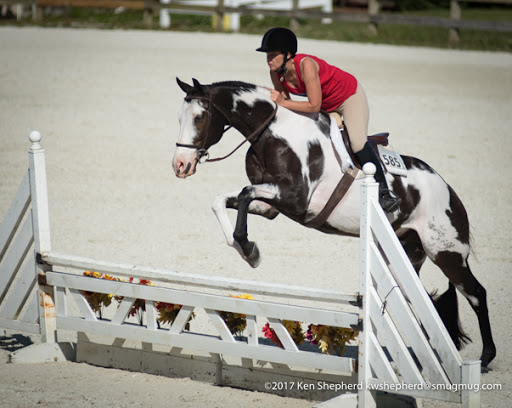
[211,80,257,89]
[211,81,269,98]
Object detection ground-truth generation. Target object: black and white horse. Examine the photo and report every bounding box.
[172,78,496,370]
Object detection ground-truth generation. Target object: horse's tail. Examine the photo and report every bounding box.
[432,283,471,349]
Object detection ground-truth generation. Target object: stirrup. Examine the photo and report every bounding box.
[379,189,401,213]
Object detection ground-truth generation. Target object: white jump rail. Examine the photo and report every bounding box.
[158,0,331,31]
[0,131,481,408]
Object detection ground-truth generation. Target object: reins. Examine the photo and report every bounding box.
[176,87,278,163]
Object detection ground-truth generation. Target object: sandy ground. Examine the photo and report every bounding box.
[0,27,511,407]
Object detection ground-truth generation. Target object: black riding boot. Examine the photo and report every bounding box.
[354,142,401,213]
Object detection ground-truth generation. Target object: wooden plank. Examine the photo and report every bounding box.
[246,315,258,346]
[0,171,30,261]
[267,317,299,352]
[214,7,512,32]
[462,0,511,3]
[55,286,67,317]
[369,202,462,381]
[0,317,41,334]
[461,360,481,407]
[69,288,97,321]
[168,305,195,334]
[369,244,453,386]
[368,287,425,385]
[38,0,145,8]
[0,215,34,303]
[19,287,39,324]
[46,271,359,328]
[145,300,157,331]
[368,330,399,383]
[112,297,135,325]
[0,253,36,319]
[28,145,51,254]
[43,252,357,304]
[205,309,236,342]
[57,315,355,372]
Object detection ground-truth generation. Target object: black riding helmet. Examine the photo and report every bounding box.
[256,27,298,55]
[256,27,298,74]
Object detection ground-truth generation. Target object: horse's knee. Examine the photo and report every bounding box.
[237,186,254,203]
[212,195,226,214]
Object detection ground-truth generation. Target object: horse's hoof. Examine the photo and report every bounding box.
[481,366,492,374]
[480,349,496,372]
[243,241,261,268]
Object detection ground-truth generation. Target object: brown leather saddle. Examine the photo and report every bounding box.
[341,123,389,169]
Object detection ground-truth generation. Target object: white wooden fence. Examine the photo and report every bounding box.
[0,131,481,407]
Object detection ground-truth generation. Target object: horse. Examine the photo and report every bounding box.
[172,78,496,370]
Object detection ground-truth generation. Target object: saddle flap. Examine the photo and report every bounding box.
[368,133,389,146]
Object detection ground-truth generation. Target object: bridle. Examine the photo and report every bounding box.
[176,86,278,163]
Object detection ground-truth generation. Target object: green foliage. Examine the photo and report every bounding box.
[393,0,450,11]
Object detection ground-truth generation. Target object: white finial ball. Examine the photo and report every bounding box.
[29,131,42,150]
[362,162,376,176]
[29,131,42,143]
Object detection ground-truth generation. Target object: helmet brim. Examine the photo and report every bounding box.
[256,46,273,52]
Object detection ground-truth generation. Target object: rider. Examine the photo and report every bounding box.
[256,27,400,213]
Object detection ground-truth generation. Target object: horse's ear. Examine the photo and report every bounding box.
[176,77,193,94]
[192,78,202,89]
[192,78,207,96]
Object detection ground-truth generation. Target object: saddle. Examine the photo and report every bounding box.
[340,124,390,170]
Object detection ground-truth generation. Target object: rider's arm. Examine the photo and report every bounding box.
[271,57,322,113]
[270,71,290,98]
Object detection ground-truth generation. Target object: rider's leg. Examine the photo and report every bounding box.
[354,142,401,213]
[338,83,400,213]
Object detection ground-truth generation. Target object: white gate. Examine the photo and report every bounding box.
[0,131,480,407]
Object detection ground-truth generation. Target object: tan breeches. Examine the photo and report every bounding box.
[329,82,369,153]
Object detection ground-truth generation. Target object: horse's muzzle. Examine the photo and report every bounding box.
[172,153,198,178]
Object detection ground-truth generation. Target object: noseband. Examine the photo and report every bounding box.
[176,87,278,163]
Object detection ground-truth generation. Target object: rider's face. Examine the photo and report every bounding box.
[266,51,284,71]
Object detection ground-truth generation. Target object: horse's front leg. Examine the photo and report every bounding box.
[212,186,279,268]
[233,184,280,268]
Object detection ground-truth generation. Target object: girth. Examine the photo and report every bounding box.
[305,124,390,229]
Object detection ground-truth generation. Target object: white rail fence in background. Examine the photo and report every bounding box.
[0,131,480,407]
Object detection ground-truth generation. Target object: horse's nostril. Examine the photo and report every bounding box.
[184,162,192,175]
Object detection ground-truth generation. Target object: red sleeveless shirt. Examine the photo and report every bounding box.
[278,54,357,112]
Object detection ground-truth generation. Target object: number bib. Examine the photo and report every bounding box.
[378,146,408,177]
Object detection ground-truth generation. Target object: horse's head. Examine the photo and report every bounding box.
[172,78,227,178]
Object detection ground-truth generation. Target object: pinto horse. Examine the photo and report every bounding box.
[172,78,496,370]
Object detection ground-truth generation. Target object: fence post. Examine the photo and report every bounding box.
[143,0,154,28]
[291,0,299,32]
[368,0,380,36]
[358,163,378,408]
[215,0,225,32]
[28,131,56,344]
[461,360,481,408]
[449,0,461,44]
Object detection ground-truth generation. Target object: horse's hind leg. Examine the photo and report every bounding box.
[433,250,496,370]
[399,229,427,274]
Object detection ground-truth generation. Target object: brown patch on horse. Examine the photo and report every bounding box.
[445,185,470,245]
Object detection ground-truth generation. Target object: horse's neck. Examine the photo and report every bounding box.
[226,89,275,138]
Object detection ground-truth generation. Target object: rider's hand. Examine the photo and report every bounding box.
[270,90,287,106]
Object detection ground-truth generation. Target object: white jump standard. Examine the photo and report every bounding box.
[0,132,482,407]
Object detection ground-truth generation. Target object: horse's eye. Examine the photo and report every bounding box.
[194,114,204,124]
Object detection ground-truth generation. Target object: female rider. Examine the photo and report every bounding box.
[256,27,400,213]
